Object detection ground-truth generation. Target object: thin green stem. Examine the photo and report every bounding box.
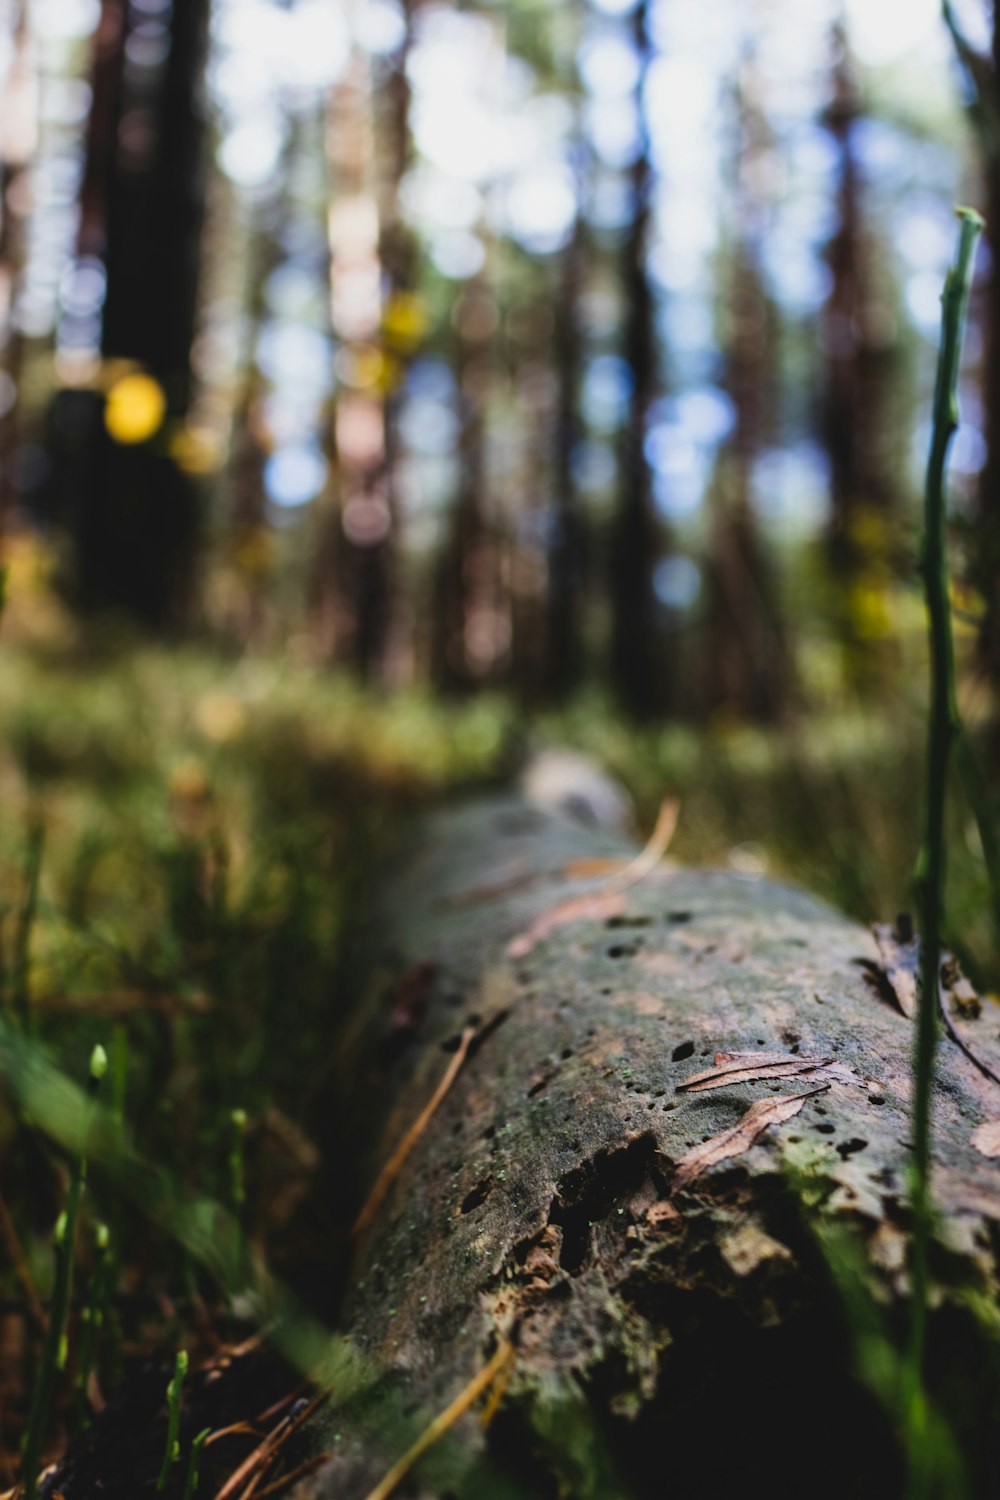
[21,1044,107,1499]
[229,1107,248,1289]
[74,1221,111,1430]
[156,1348,189,1491]
[12,818,44,1033]
[181,1427,210,1500]
[906,205,984,1495]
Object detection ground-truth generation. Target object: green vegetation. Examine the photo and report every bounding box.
[156,1349,189,1491]
[906,206,985,1492]
[20,1043,106,1499]
[0,609,998,1486]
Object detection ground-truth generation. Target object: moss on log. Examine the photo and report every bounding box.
[299,796,1000,1499]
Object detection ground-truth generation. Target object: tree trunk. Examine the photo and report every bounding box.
[46,0,209,627]
[701,62,791,723]
[545,204,588,702]
[294,794,1000,1499]
[609,0,665,721]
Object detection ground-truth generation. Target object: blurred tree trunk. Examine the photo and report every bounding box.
[978,8,1000,710]
[0,0,34,540]
[544,183,588,701]
[938,7,1000,732]
[48,0,209,626]
[223,204,277,650]
[321,15,418,686]
[375,0,419,686]
[819,25,900,677]
[431,276,499,693]
[701,59,791,723]
[610,0,665,720]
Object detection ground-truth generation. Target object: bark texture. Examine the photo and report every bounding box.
[300,796,1000,1499]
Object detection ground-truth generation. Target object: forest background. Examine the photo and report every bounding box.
[3,0,1000,1491]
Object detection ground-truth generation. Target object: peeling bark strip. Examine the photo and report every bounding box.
[294,796,1000,1499]
[870,916,1000,1087]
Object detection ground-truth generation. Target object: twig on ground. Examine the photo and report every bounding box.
[362,1338,516,1500]
[352,1024,477,1239]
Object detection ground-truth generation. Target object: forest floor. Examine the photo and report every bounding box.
[0,629,997,1493]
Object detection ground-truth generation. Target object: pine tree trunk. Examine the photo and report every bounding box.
[609,0,664,721]
[49,0,209,626]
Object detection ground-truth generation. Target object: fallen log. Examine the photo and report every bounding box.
[41,789,1000,1499]
[296,793,1000,1499]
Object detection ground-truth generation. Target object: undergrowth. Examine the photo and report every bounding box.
[1,635,998,1489]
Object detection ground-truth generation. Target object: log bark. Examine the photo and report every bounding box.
[297,795,1000,1499]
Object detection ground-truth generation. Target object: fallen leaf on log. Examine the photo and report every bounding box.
[971,1120,1000,1158]
[562,856,627,879]
[677,1051,833,1092]
[506,890,626,959]
[871,916,918,1018]
[670,1086,827,1194]
[562,797,679,886]
[678,1052,863,1092]
[503,800,678,956]
[614,797,680,887]
[443,863,546,909]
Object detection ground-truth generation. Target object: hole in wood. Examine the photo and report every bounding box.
[460,1177,493,1214]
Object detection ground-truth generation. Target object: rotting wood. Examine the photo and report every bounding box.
[291,795,1000,1500]
[42,794,1000,1500]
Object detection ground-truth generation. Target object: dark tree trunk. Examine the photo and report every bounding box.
[701,63,792,723]
[375,0,418,686]
[609,0,665,721]
[47,0,209,626]
[545,204,588,701]
[975,11,1000,709]
[819,25,902,677]
[0,0,33,538]
[223,193,283,648]
[431,279,502,694]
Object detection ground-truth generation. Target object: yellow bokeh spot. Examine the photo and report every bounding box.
[382,291,427,353]
[848,578,893,641]
[104,373,166,445]
[846,504,889,553]
[345,346,387,390]
[235,527,276,577]
[169,758,211,803]
[195,692,247,745]
[339,345,403,396]
[170,424,222,475]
